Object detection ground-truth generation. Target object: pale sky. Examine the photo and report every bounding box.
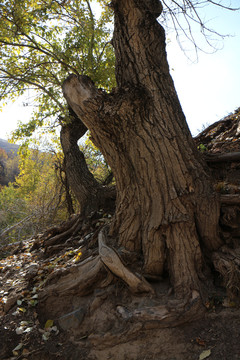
[167,2,240,135]
[0,2,240,140]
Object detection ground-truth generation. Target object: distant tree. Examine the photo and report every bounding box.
[0,148,8,185]
[0,148,69,243]
[5,152,20,183]
[0,148,19,186]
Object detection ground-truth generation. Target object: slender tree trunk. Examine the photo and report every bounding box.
[60,115,99,214]
[60,113,116,215]
[61,159,75,215]
[62,0,222,298]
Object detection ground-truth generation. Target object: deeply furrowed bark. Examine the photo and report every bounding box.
[62,0,223,298]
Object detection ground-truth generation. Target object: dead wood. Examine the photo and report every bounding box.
[0,215,33,242]
[212,246,240,298]
[204,152,240,163]
[98,229,154,294]
[116,290,204,327]
[220,194,240,205]
[39,255,106,301]
[44,215,82,248]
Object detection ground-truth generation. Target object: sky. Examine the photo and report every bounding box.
[0,2,240,140]
[166,1,240,135]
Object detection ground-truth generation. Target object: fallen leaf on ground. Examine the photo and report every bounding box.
[199,349,211,360]
[44,319,54,329]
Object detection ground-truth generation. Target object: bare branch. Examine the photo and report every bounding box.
[160,0,240,57]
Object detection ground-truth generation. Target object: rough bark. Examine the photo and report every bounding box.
[62,0,223,299]
[60,159,75,215]
[60,111,116,215]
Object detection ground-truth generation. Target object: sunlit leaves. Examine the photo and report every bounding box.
[80,135,111,182]
[0,0,115,142]
[44,319,54,329]
[0,148,69,243]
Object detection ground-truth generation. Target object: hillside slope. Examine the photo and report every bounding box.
[0,138,19,153]
[1,111,240,360]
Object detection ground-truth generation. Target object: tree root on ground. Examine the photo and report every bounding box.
[220,194,240,205]
[212,246,240,298]
[40,255,106,300]
[116,290,203,323]
[39,227,206,332]
[44,215,83,248]
[98,228,155,294]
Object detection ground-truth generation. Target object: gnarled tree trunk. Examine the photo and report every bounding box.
[62,0,223,299]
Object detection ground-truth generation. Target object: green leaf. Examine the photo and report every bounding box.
[44,319,54,329]
[0,0,115,146]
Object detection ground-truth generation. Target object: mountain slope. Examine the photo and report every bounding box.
[0,138,19,153]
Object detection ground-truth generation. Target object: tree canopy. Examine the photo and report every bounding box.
[0,0,239,144]
[0,0,115,141]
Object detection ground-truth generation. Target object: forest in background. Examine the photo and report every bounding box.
[0,136,111,244]
[0,0,115,243]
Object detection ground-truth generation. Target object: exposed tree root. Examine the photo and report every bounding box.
[212,246,240,298]
[117,290,204,327]
[44,215,83,248]
[98,228,154,294]
[38,210,110,253]
[38,227,206,334]
[86,293,204,349]
[204,151,240,163]
[41,214,80,240]
[220,194,240,205]
[39,256,106,307]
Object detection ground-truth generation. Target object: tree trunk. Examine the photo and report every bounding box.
[62,0,222,298]
[60,111,116,215]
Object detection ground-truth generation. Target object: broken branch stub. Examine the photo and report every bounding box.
[62,74,99,120]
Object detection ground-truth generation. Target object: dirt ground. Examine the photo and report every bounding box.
[88,309,240,360]
[1,112,240,360]
[1,297,240,360]
[0,232,239,360]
